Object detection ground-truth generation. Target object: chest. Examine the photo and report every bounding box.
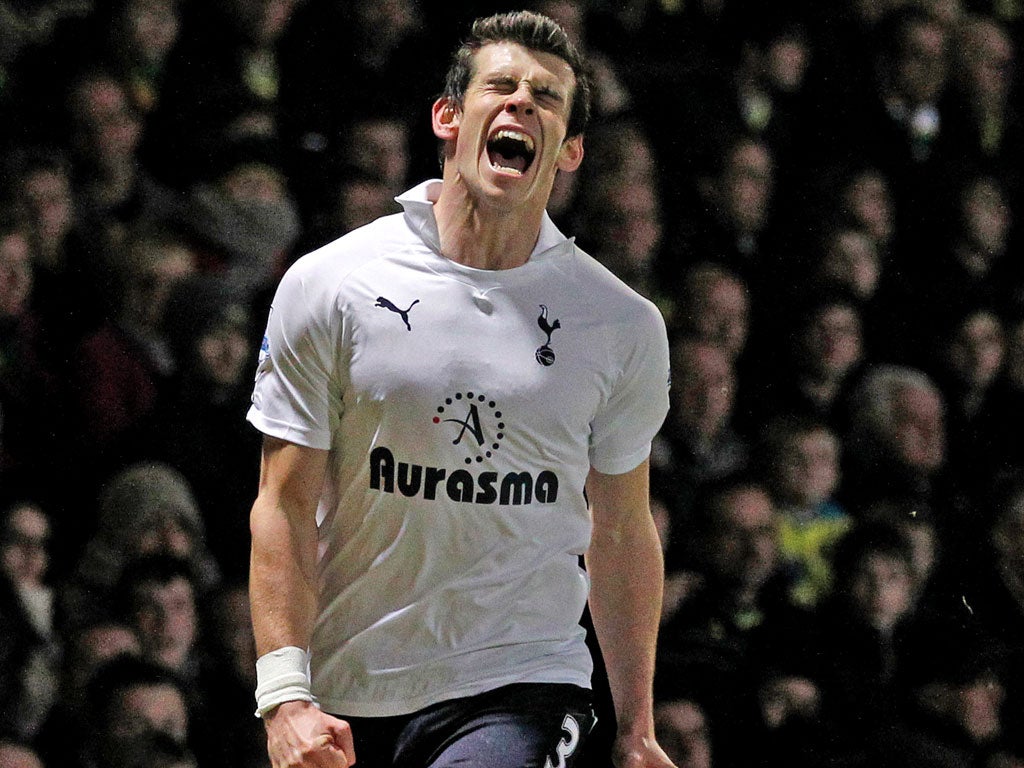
[336,263,616,463]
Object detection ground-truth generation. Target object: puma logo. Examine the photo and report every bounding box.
[375,296,420,331]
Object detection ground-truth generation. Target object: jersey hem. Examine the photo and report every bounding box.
[319,672,593,719]
[246,407,332,450]
[589,443,652,476]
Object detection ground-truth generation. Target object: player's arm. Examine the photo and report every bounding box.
[250,436,354,768]
[586,458,677,768]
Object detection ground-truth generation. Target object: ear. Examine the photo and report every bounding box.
[431,97,460,142]
[557,135,584,173]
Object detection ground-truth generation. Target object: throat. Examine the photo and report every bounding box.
[432,162,551,269]
[440,220,534,270]
[434,189,544,270]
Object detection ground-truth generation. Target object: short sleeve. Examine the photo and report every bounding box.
[588,301,670,475]
[246,261,343,449]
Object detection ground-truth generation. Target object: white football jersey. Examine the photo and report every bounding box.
[248,180,670,717]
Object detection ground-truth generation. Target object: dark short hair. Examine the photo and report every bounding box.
[86,655,185,726]
[441,11,592,138]
[691,473,770,538]
[115,554,197,620]
[831,520,914,593]
[873,6,940,62]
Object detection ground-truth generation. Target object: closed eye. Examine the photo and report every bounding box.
[484,77,564,106]
[534,87,564,105]
[486,76,519,93]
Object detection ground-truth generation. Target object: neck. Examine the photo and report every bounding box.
[433,171,546,270]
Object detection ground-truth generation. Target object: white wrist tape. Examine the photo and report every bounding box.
[254,646,316,718]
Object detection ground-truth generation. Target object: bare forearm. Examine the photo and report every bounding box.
[249,438,327,657]
[250,494,319,655]
[587,494,665,736]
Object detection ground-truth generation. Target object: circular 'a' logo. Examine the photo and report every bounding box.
[433,391,505,464]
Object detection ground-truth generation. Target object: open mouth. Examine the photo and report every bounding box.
[486,130,536,176]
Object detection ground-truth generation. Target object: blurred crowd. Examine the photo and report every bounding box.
[0,0,1022,766]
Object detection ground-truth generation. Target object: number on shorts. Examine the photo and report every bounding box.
[544,714,581,768]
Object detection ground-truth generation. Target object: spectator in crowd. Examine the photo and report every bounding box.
[862,498,943,601]
[947,14,1022,173]
[115,555,201,680]
[658,476,798,768]
[63,462,220,631]
[532,0,632,122]
[141,0,301,188]
[842,365,952,516]
[0,740,43,768]
[8,150,113,359]
[0,217,60,499]
[918,478,1024,749]
[930,306,1006,488]
[0,502,60,740]
[135,275,260,578]
[576,117,658,190]
[746,292,865,433]
[568,116,660,241]
[678,12,813,195]
[832,7,954,238]
[838,166,898,257]
[666,134,777,290]
[814,225,883,306]
[70,224,197,470]
[759,417,852,607]
[274,0,435,200]
[810,223,910,360]
[79,655,193,768]
[673,262,750,364]
[884,621,1016,768]
[804,521,921,762]
[65,69,181,241]
[329,114,413,205]
[34,620,140,767]
[286,109,413,222]
[175,136,300,297]
[976,310,1024,484]
[89,0,183,117]
[110,555,231,764]
[0,0,93,146]
[652,697,713,768]
[324,171,400,241]
[652,337,748,525]
[901,174,1015,358]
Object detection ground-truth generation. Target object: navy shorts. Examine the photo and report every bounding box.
[336,683,596,768]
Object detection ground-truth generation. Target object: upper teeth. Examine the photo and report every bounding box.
[493,130,534,152]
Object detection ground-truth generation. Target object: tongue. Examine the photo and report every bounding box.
[491,150,527,173]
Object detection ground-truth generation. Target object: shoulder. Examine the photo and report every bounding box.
[563,243,666,331]
[277,213,411,303]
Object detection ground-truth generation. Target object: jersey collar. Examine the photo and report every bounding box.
[396,179,574,264]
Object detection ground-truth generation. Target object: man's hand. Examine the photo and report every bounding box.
[612,733,678,768]
[264,700,355,768]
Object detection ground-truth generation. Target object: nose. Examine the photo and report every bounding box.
[504,83,535,116]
